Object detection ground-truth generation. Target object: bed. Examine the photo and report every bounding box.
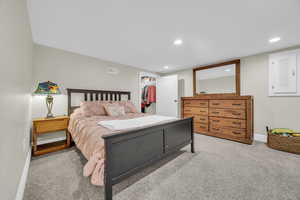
[67,88,194,200]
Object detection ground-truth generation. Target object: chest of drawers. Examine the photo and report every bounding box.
[181,96,253,144]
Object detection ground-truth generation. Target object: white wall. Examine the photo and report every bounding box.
[175,69,194,97]
[240,52,300,134]
[32,44,144,119]
[169,47,300,135]
[0,0,33,199]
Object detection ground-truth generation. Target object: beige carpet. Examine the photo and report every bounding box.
[24,134,300,200]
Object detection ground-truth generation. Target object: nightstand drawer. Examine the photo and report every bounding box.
[35,118,68,133]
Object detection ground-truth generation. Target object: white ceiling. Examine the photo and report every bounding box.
[27,0,300,73]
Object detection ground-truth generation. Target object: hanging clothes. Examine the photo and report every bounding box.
[142,85,156,104]
[142,86,149,103]
[141,76,156,114]
[147,85,156,104]
[141,102,146,113]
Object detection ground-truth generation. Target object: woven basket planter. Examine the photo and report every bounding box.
[267,132,300,154]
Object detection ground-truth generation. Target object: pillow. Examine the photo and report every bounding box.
[104,104,126,117]
[117,101,138,113]
[80,101,111,117]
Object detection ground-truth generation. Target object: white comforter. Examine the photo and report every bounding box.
[98,115,177,130]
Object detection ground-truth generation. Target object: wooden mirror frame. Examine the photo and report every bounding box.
[193,59,241,96]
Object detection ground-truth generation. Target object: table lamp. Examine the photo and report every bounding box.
[34,81,61,118]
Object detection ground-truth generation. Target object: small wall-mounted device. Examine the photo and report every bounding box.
[106,67,120,75]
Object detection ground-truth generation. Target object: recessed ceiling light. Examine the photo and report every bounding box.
[225,69,231,72]
[173,39,183,46]
[164,66,169,69]
[269,37,281,43]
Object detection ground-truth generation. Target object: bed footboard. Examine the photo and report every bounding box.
[102,117,194,200]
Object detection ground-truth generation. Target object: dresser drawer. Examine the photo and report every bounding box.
[184,107,208,115]
[197,115,208,124]
[194,122,208,133]
[209,108,246,119]
[210,117,246,129]
[183,100,208,108]
[209,100,246,109]
[184,114,208,123]
[34,119,69,133]
[209,125,246,138]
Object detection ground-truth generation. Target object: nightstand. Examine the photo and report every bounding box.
[32,116,70,156]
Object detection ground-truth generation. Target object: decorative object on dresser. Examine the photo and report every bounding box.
[182,96,253,144]
[32,116,70,156]
[33,81,61,118]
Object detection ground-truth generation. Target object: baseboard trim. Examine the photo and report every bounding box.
[15,150,31,200]
[254,133,267,143]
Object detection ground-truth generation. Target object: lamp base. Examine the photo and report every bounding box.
[46,95,54,118]
[46,113,54,118]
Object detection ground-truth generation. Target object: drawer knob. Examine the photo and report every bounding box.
[232,103,241,106]
[232,131,241,135]
[212,103,219,105]
[212,120,220,122]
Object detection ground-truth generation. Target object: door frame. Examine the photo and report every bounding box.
[138,72,160,112]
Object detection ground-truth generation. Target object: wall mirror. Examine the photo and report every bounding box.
[193,60,240,95]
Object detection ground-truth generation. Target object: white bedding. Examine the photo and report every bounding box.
[98,115,177,130]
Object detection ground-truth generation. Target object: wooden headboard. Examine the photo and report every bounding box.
[67,88,131,115]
